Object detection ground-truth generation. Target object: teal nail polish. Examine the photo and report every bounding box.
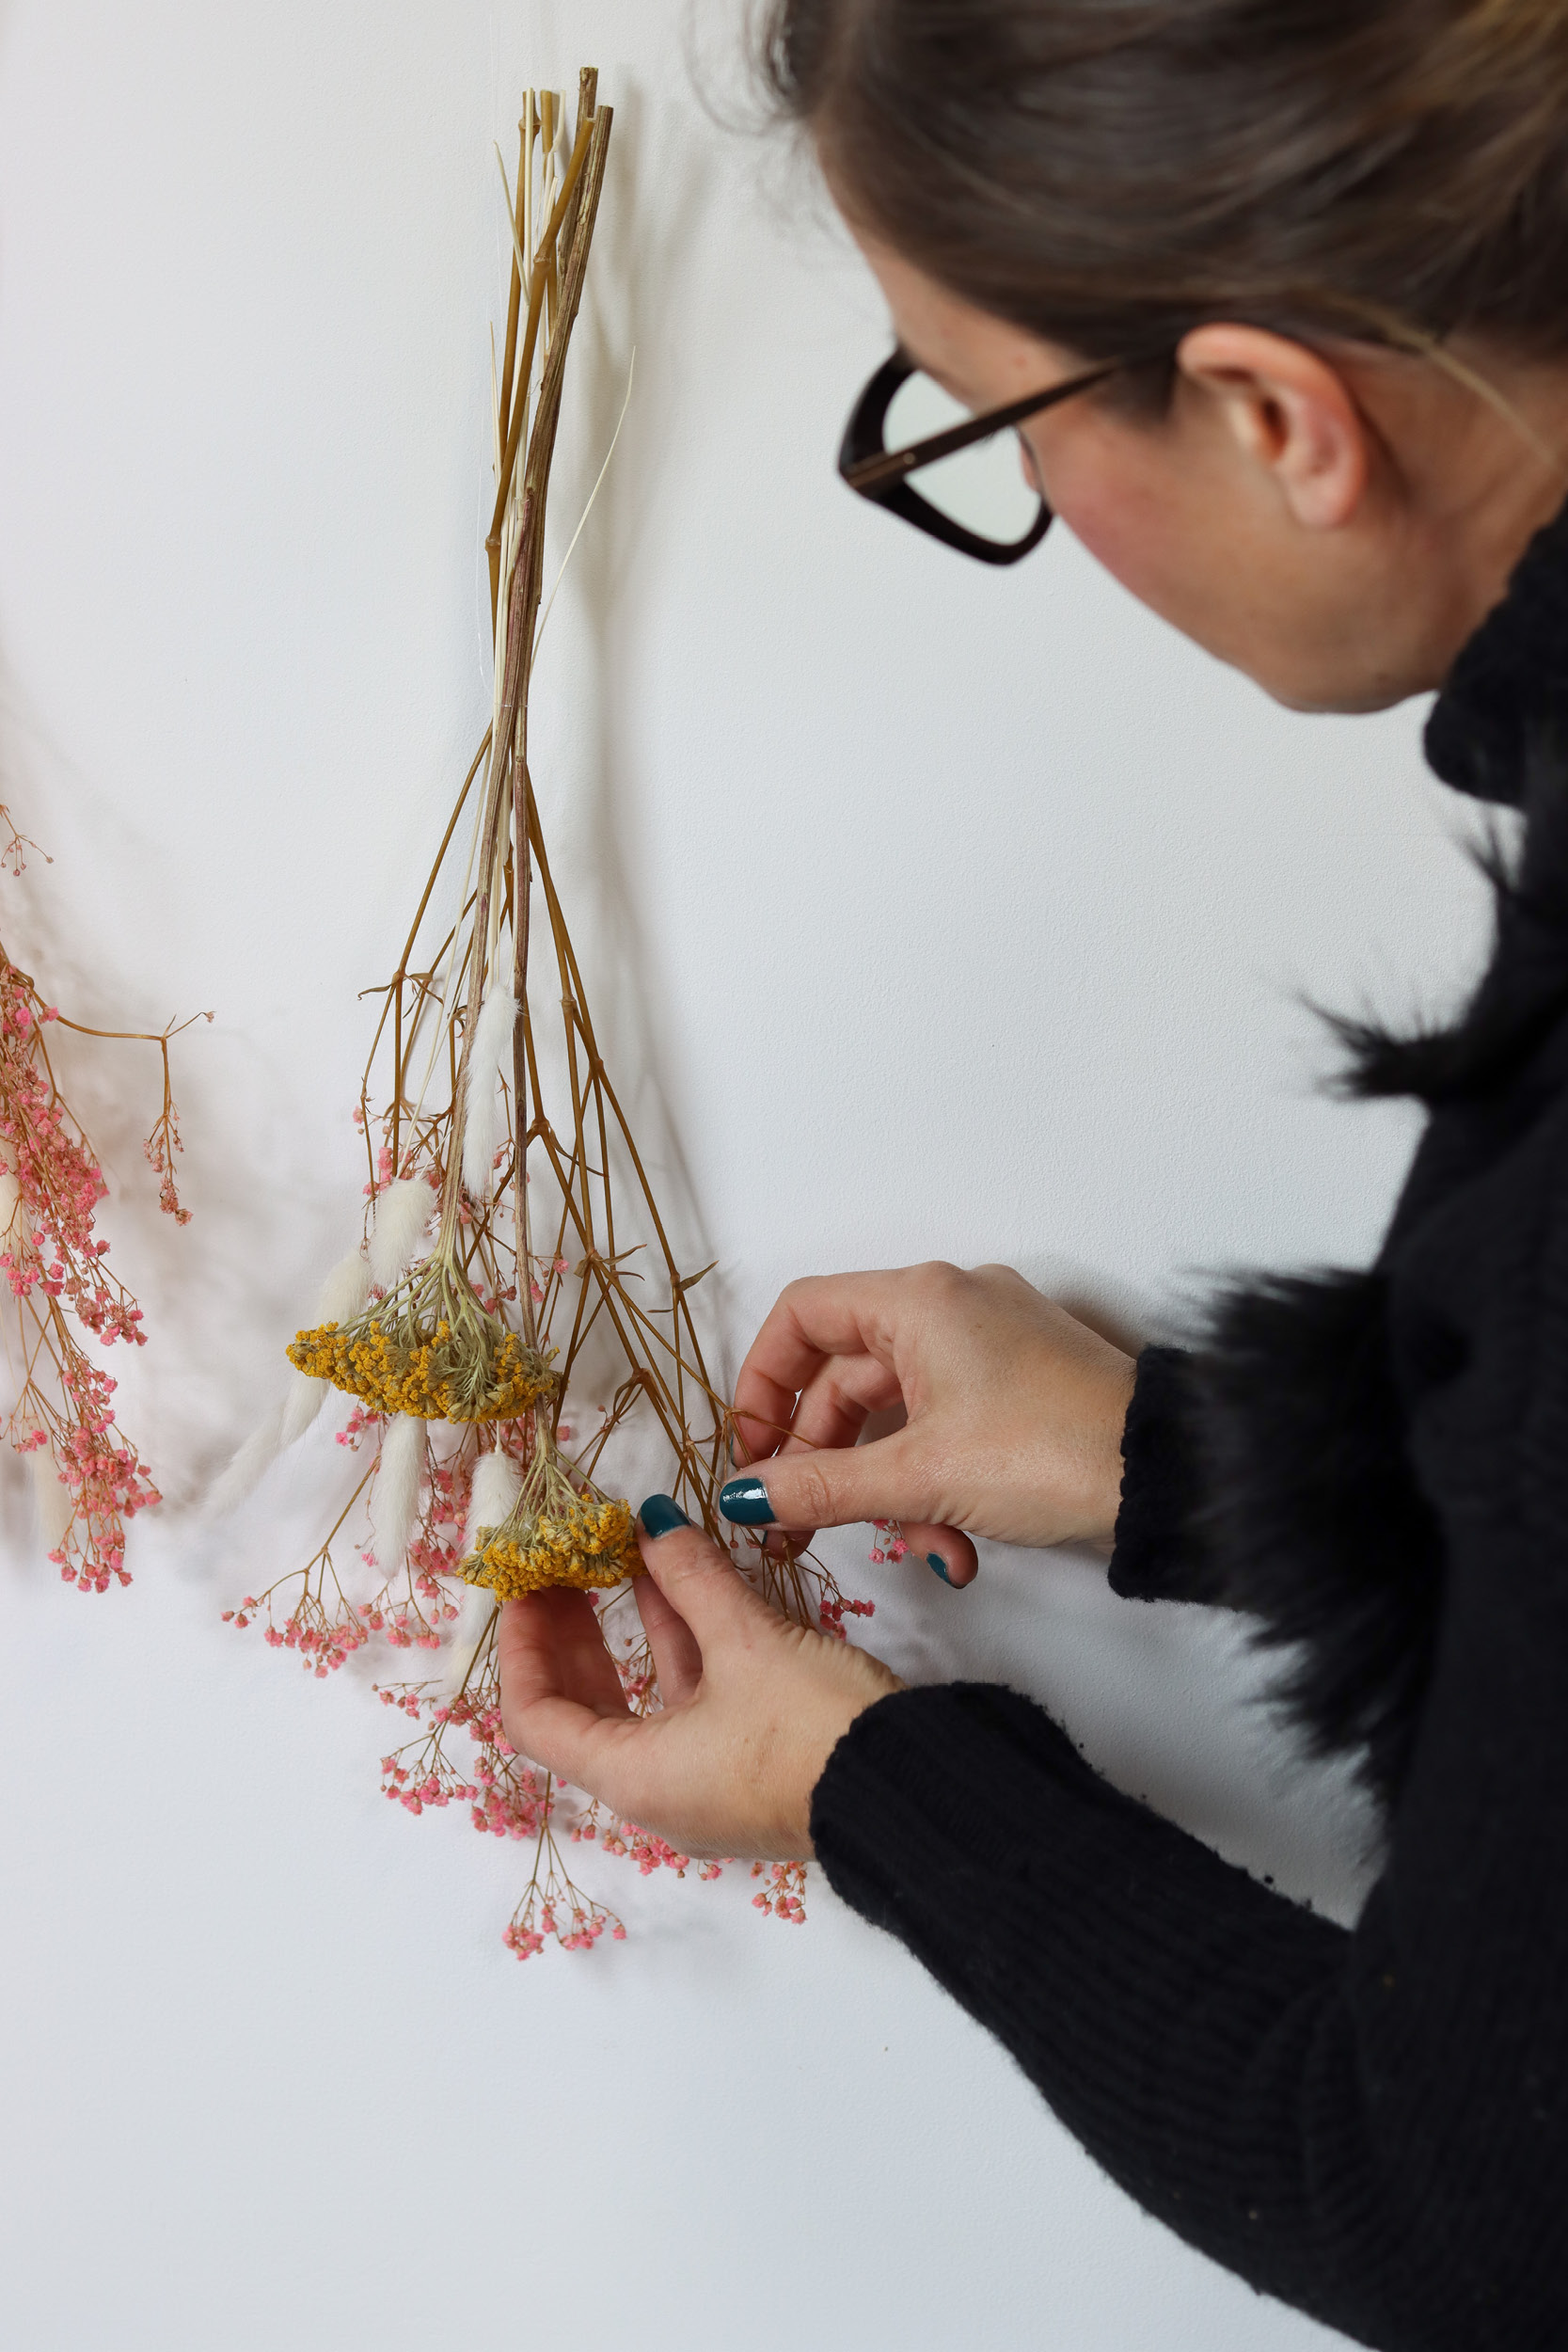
[927,1552,954,1585]
[639,1494,691,1537]
[719,1476,775,1527]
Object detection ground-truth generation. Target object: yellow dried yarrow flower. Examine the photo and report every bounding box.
[460,1440,642,1597]
[287,1251,555,1424]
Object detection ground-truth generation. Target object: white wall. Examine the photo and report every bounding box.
[0,7,1497,2349]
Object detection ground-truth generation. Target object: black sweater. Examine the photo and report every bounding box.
[809,505,1568,2350]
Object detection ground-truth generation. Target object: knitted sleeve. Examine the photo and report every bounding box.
[1106,1344,1212,1602]
[811,1471,1568,2348]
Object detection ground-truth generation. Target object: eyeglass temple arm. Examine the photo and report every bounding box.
[843,349,1176,495]
[842,358,1128,494]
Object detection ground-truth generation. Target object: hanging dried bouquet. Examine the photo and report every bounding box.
[0,807,203,1591]
[221,71,872,1959]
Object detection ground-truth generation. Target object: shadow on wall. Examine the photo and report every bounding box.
[0,655,348,1524]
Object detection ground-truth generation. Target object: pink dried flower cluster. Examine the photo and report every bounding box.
[372,1671,630,1959]
[505,1897,624,1961]
[224,1590,372,1677]
[596,1820,700,1879]
[751,1861,808,1923]
[869,1517,910,1567]
[0,868,199,1594]
[382,1683,545,1840]
[234,1396,876,1955]
[144,1107,191,1227]
[48,1358,160,1591]
[381,1751,481,1816]
[0,988,140,1343]
[820,1589,877,1638]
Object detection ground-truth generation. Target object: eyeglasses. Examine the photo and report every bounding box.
[838,347,1151,565]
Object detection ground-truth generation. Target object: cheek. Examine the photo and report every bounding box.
[1031,420,1227,644]
[1045,453,1189,621]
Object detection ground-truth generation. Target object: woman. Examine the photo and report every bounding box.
[500,5,1568,2345]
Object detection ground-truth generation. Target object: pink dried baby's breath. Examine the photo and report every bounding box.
[0,893,200,1593]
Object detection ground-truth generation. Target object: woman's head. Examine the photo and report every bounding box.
[764,0,1568,712]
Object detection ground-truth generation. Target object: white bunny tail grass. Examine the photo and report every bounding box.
[33,1448,73,1554]
[370,1413,426,1575]
[461,988,517,1201]
[278,1372,329,1451]
[367,1177,437,1290]
[463,1442,523,1560]
[276,1250,374,1450]
[440,1579,500,1700]
[207,1401,287,1518]
[441,1444,521,1695]
[316,1248,372,1325]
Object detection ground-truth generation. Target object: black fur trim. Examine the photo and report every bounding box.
[1192,1269,1446,1809]
[1323,732,1568,1106]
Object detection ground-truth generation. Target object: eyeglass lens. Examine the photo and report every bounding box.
[880,369,1045,547]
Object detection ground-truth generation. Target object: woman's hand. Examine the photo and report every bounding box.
[722,1263,1137,1586]
[498,1507,903,1860]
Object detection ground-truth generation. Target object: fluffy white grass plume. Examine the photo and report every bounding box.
[464,1443,522,1557]
[277,1373,327,1453]
[441,1444,522,1696]
[368,1177,437,1289]
[370,1413,425,1575]
[32,1449,73,1553]
[317,1248,373,1325]
[208,1248,376,1514]
[461,988,516,1202]
[280,1248,373,1448]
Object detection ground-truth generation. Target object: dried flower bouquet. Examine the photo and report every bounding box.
[0,807,202,1592]
[223,72,872,1960]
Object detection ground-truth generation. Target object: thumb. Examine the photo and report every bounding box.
[721,1431,928,1534]
[636,1507,776,1637]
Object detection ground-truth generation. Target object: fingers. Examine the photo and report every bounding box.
[896,1520,980,1589]
[634,1566,704,1705]
[733,1271,907,1460]
[781,1351,902,1456]
[741,1356,905,1552]
[724,1424,933,1535]
[636,1515,773,1642]
[499,1588,630,1719]
[497,1589,636,1783]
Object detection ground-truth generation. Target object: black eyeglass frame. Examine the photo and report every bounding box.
[837,347,1164,565]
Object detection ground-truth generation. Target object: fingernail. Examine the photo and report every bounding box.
[719,1475,775,1526]
[927,1552,954,1586]
[639,1494,691,1537]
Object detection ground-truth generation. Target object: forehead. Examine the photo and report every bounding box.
[853,230,1077,395]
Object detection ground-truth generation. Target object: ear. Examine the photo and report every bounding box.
[1177,325,1371,531]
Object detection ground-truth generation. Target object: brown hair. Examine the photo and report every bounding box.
[760,0,1568,379]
